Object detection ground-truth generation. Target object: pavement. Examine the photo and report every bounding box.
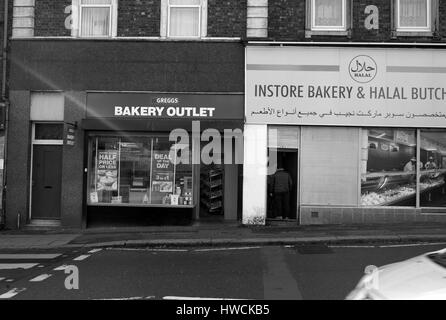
[1,221,446,250]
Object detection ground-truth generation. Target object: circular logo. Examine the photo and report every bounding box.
[349,55,377,83]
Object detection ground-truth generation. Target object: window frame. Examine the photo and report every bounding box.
[161,0,208,39]
[31,122,65,146]
[168,1,201,39]
[71,0,118,38]
[396,0,432,32]
[310,0,347,32]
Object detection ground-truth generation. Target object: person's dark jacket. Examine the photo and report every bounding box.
[272,169,292,193]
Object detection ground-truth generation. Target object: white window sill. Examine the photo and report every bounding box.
[392,30,434,38]
[305,30,350,38]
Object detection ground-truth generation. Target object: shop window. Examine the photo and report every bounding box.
[419,131,446,207]
[71,0,118,37]
[87,134,194,207]
[361,128,418,207]
[310,0,347,31]
[161,0,207,38]
[396,0,431,31]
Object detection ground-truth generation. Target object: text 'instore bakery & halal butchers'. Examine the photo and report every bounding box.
[254,84,446,100]
[114,106,216,117]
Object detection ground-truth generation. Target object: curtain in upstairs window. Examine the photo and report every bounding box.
[80,0,112,37]
[313,0,344,28]
[399,0,428,28]
[168,0,201,37]
[81,7,110,36]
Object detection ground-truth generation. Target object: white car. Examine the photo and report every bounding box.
[346,248,446,300]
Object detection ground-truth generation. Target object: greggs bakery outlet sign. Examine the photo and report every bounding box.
[86,93,243,120]
[246,47,446,127]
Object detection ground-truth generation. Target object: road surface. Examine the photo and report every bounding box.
[0,243,445,300]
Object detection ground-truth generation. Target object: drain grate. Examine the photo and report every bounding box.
[295,245,333,254]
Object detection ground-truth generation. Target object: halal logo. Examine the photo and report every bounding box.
[349,55,377,83]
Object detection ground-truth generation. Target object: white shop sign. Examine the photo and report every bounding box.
[246,46,446,127]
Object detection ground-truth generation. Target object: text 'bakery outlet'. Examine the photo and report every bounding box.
[114,106,216,117]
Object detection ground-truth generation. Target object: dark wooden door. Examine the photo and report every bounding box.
[31,145,62,219]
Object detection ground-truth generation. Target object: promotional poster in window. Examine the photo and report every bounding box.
[96,150,118,191]
[151,150,175,204]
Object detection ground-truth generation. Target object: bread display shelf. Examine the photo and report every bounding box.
[202,189,223,200]
[200,166,224,215]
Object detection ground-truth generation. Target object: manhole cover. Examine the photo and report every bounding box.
[295,245,333,254]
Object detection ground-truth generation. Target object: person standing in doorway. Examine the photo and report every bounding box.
[270,167,293,219]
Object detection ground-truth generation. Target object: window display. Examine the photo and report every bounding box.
[361,128,418,206]
[420,131,446,207]
[361,128,446,208]
[87,134,193,207]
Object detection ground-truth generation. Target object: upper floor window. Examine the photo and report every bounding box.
[311,0,347,31]
[161,0,208,38]
[396,0,431,32]
[72,0,118,37]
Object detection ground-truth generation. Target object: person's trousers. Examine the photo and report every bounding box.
[274,192,290,218]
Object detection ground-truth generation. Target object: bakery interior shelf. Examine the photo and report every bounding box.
[200,199,223,212]
[200,166,223,214]
[201,189,223,200]
[201,179,223,189]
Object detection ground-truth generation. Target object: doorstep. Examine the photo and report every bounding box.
[24,219,61,231]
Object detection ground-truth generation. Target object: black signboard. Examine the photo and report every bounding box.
[86,92,244,120]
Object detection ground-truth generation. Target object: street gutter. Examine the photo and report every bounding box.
[61,235,446,250]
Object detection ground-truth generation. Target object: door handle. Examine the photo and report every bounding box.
[44,186,53,189]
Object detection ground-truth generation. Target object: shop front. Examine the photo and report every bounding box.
[83,92,243,226]
[243,45,446,225]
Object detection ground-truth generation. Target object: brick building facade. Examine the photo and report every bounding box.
[5,0,446,229]
[265,0,446,42]
[6,0,246,229]
[33,0,246,38]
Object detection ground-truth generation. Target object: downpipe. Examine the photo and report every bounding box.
[0,0,9,229]
[1,0,8,101]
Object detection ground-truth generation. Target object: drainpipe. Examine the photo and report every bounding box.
[1,0,9,229]
[1,0,8,101]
